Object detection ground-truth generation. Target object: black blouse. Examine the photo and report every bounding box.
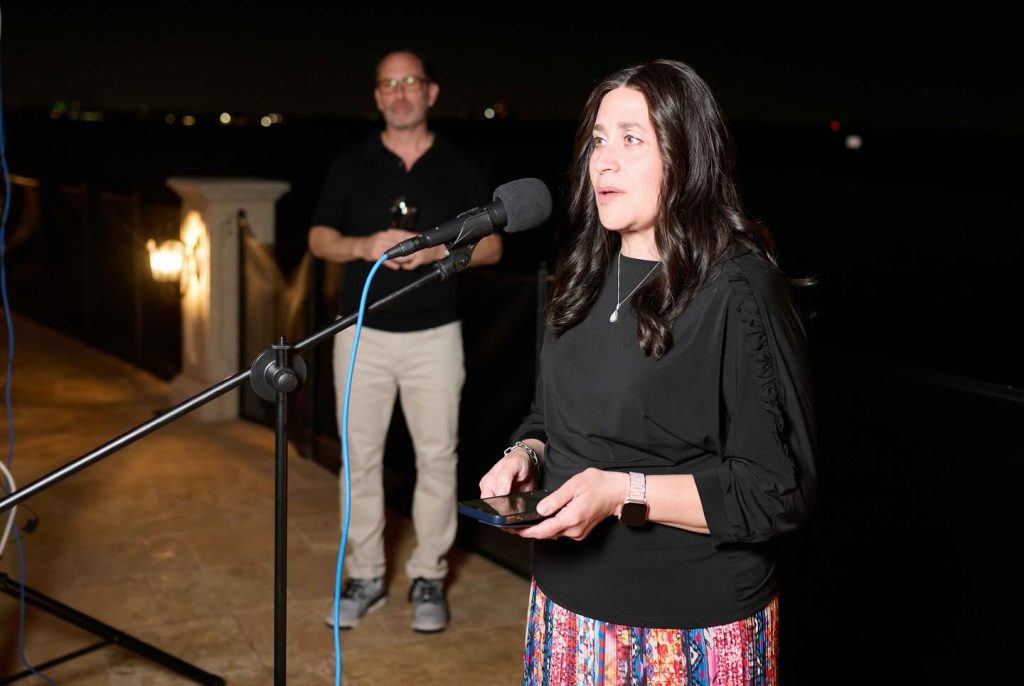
[514,248,816,628]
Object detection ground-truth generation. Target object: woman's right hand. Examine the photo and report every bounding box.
[479,443,541,498]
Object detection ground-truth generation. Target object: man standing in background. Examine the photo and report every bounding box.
[308,49,501,633]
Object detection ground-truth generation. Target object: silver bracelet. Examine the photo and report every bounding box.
[504,441,540,473]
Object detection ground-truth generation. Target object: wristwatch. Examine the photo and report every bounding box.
[619,472,648,527]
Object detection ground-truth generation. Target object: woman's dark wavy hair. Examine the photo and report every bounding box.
[549,59,779,359]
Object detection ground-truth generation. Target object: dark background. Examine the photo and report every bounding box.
[5,4,1021,385]
[2,5,1021,683]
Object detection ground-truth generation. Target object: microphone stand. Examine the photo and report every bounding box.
[0,244,476,685]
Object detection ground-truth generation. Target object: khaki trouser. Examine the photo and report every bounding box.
[332,321,464,580]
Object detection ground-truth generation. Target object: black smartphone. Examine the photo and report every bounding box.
[458,489,551,527]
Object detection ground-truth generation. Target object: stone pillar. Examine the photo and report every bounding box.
[166,177,290,421]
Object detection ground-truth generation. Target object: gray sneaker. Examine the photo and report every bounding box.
[408,577,448,633]
[324,577,386,629]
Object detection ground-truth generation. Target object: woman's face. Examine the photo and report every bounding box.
[589,87,664,246]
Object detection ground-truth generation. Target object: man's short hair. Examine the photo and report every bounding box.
[374,48,435,83]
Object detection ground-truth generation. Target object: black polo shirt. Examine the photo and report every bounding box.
[312,133,489,331]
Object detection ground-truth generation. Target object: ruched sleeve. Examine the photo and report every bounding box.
[693,259,817,545]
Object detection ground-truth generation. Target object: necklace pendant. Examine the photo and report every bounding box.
[609,307,619,323]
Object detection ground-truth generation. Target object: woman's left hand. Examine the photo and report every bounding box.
[516,468,627,541]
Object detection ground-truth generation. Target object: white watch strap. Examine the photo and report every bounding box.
[627,472,646,502]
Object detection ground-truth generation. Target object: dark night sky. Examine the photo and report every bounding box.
[2,4,1023,391]
[3,4,1021,134]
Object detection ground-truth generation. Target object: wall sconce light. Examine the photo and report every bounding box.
[146,211,206,294]
[146,239,185,283]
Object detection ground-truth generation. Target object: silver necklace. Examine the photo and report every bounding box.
[610,251,661,323]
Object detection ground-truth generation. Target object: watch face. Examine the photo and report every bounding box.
[620,501,648,527]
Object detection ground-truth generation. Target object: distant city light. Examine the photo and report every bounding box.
[845,134,863,150]
[182,115,197,126]
[165,113,177,124]
[268,113,283,124]
[260,116,273,127]
[65,101,83,121]
[829,120,841,132]
[484,108,495,119]
[494,103,506,115]
[219,112,232,125]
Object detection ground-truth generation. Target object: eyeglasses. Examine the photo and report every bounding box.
[376,75,429,93]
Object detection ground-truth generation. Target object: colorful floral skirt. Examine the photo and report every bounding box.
[523,580,778,686]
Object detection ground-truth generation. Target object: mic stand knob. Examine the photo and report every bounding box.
[250,344,308,401]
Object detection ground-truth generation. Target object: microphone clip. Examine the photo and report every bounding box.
[433,243,476,281]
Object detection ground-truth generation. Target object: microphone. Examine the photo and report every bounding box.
[383,178,552,260]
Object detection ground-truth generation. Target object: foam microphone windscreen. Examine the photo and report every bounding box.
[493,178,552,234]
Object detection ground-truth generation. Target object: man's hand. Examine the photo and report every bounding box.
[361,229,445,270]
[360,229,414,269]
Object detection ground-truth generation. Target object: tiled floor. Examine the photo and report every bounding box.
[0,315,530,684]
